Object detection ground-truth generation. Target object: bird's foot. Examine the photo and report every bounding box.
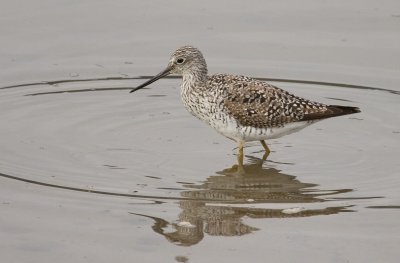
[222,164,246,176]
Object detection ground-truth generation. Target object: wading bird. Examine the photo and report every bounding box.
[130,46,360,172]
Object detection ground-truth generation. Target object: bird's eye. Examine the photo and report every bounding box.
[176,58,185,64]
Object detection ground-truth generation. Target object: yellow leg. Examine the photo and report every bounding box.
[237,141,245,174]
[260,140,271,160]
[260,140,270,153]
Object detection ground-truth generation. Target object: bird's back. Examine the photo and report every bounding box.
[206,74,359,129]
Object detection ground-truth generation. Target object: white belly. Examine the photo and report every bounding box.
[210,117,317,142]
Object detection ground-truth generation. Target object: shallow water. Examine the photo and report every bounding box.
[1,1,400,263]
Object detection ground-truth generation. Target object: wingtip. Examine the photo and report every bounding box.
[327,105,361,117]
[300,105,360,122]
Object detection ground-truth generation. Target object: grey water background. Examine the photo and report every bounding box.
[1,1,399,262]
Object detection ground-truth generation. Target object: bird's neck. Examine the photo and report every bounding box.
[180,72,210,121]
[181,71,208,108]
[182,74,204,89]
[181,68,207,91]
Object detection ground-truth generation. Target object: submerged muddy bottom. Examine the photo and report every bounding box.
[1,76,399,262]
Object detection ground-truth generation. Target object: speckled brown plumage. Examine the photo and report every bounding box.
[208,74,332,129]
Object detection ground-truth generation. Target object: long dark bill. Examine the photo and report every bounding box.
[130,66,172,93]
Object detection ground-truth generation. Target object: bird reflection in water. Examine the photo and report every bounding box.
[131,156,353,246]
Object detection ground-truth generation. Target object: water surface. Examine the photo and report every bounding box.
[1,1,399,263]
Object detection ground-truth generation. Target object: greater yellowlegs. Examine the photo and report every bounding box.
[130,46,360,171]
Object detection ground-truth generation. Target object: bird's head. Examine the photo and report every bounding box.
[130,46,207,93]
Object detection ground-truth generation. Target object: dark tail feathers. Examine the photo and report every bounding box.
[327,105,361,117]
[302,105,360,121]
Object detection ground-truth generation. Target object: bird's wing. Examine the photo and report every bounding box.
[218,76,328,128]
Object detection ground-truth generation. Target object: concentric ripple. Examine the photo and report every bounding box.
[1,76,399,245]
